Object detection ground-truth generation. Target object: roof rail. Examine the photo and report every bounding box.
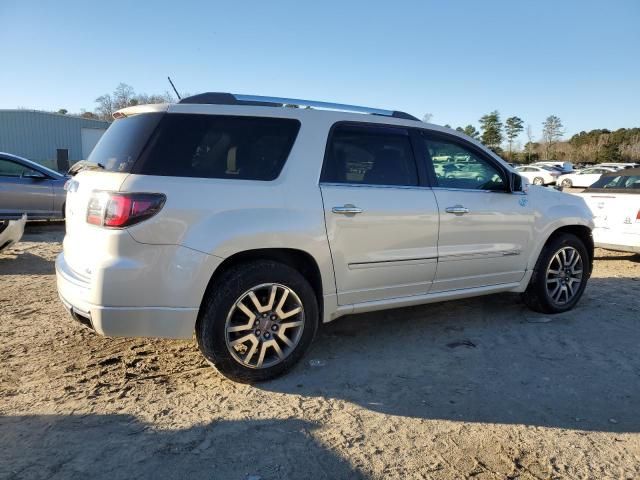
[178,92,420,121]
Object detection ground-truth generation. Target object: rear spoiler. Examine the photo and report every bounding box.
[113,103,169,119]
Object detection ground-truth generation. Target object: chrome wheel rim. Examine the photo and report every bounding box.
[225,283,305,369]
[534,177,544,185]
[545,247,583,305]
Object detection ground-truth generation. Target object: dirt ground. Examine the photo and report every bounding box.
[1,223,639,480]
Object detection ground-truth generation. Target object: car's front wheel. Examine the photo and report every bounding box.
[522,233,590,313]
[533,177,545,186]
[196,260,319,382]
[561,179,573,188]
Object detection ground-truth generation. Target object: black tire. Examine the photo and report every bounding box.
[196,260,319,383]
[522,233,590,314]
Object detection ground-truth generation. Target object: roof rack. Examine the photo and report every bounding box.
[178,92,420,121]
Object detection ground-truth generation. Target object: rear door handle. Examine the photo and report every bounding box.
[445,205,469,215]
[332,204,363,215]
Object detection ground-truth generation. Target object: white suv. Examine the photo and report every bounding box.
[56,93,594,382]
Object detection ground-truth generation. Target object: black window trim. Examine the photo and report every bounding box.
[416,129,513,193]
[319,121,429,188]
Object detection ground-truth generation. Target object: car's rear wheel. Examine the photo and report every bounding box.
[533,177,544,185]
[561,179,573,188]
[522,233,590,313]
[196,260,318,382]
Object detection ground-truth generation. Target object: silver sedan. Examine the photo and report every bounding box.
[0,152,67,219]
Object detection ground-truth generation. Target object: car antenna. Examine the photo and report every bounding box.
[167,76,181,100]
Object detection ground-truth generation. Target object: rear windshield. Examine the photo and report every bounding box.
[586,173,640,193]
[87,113,163,172]
[133,114,300,181]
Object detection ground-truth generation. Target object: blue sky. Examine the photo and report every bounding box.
[1,0,638,140]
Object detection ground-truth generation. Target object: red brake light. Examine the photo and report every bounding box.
[636,209,640,222]
[86,192,166,228]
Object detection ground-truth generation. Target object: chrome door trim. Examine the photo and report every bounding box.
[348,256,438,270]
[320,182,432,191]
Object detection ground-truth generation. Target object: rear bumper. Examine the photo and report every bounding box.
[0,214,27,252]
[56,251,207,339]
[58,291,198,338]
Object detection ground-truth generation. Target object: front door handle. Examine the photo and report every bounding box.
[332,204,363,215]
[445,205,469,215]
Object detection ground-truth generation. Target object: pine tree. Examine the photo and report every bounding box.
[505,116,524,160]
[479,111,503,151]
[542,115,564,160]
[462,125,480,139]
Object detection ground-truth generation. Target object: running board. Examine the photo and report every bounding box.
[329,282,521,320]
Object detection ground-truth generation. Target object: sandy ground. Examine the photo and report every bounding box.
[1,223,639,480]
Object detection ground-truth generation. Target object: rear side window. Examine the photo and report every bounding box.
[88,113,163,172]
[321,124,418,186]
[134,114,300,181]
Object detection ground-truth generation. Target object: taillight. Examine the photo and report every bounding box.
[86,192,166,228]
[636,209,640,222]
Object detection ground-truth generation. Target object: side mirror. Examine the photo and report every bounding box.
[510,171,524,192]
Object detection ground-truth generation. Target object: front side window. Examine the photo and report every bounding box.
[134,114,300,181]
[422,136,506,190]
[321,125,418,186]
[0,159,30,177]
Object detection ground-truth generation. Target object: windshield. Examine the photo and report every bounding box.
[87,113,163,172]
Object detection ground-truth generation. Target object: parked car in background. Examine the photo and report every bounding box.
[599,162,639,171]
[532,161,574,173]
[574,168,640,253]
[515,165,560,185]
[0,214,27,252]
[558,166,617,188]
[56,93,594,382]
[0,153,67,219]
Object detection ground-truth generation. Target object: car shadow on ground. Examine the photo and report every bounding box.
[23,221,65,243]
[0,251,55,275]
[0,414,365,480]
[594,253,640,263]
[258,277,640,433]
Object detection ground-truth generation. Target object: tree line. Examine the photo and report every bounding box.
[429,110,638,164]
[55,83,174,121]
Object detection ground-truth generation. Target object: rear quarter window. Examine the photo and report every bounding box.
[88,113,164,172]
[133,114,300,181]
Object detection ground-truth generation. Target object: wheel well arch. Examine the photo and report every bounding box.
[547,224,594,274]
[198,248,324,321]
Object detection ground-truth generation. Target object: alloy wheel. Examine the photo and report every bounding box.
[225,283,305,369]
[545,246,583,305]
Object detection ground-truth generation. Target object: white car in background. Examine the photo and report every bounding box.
[533,161,574,173]
[599,162,639,171]
[0,214,27,253]
[575,168,640,253]
[558,166,617,188]
[515,165,560,185]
